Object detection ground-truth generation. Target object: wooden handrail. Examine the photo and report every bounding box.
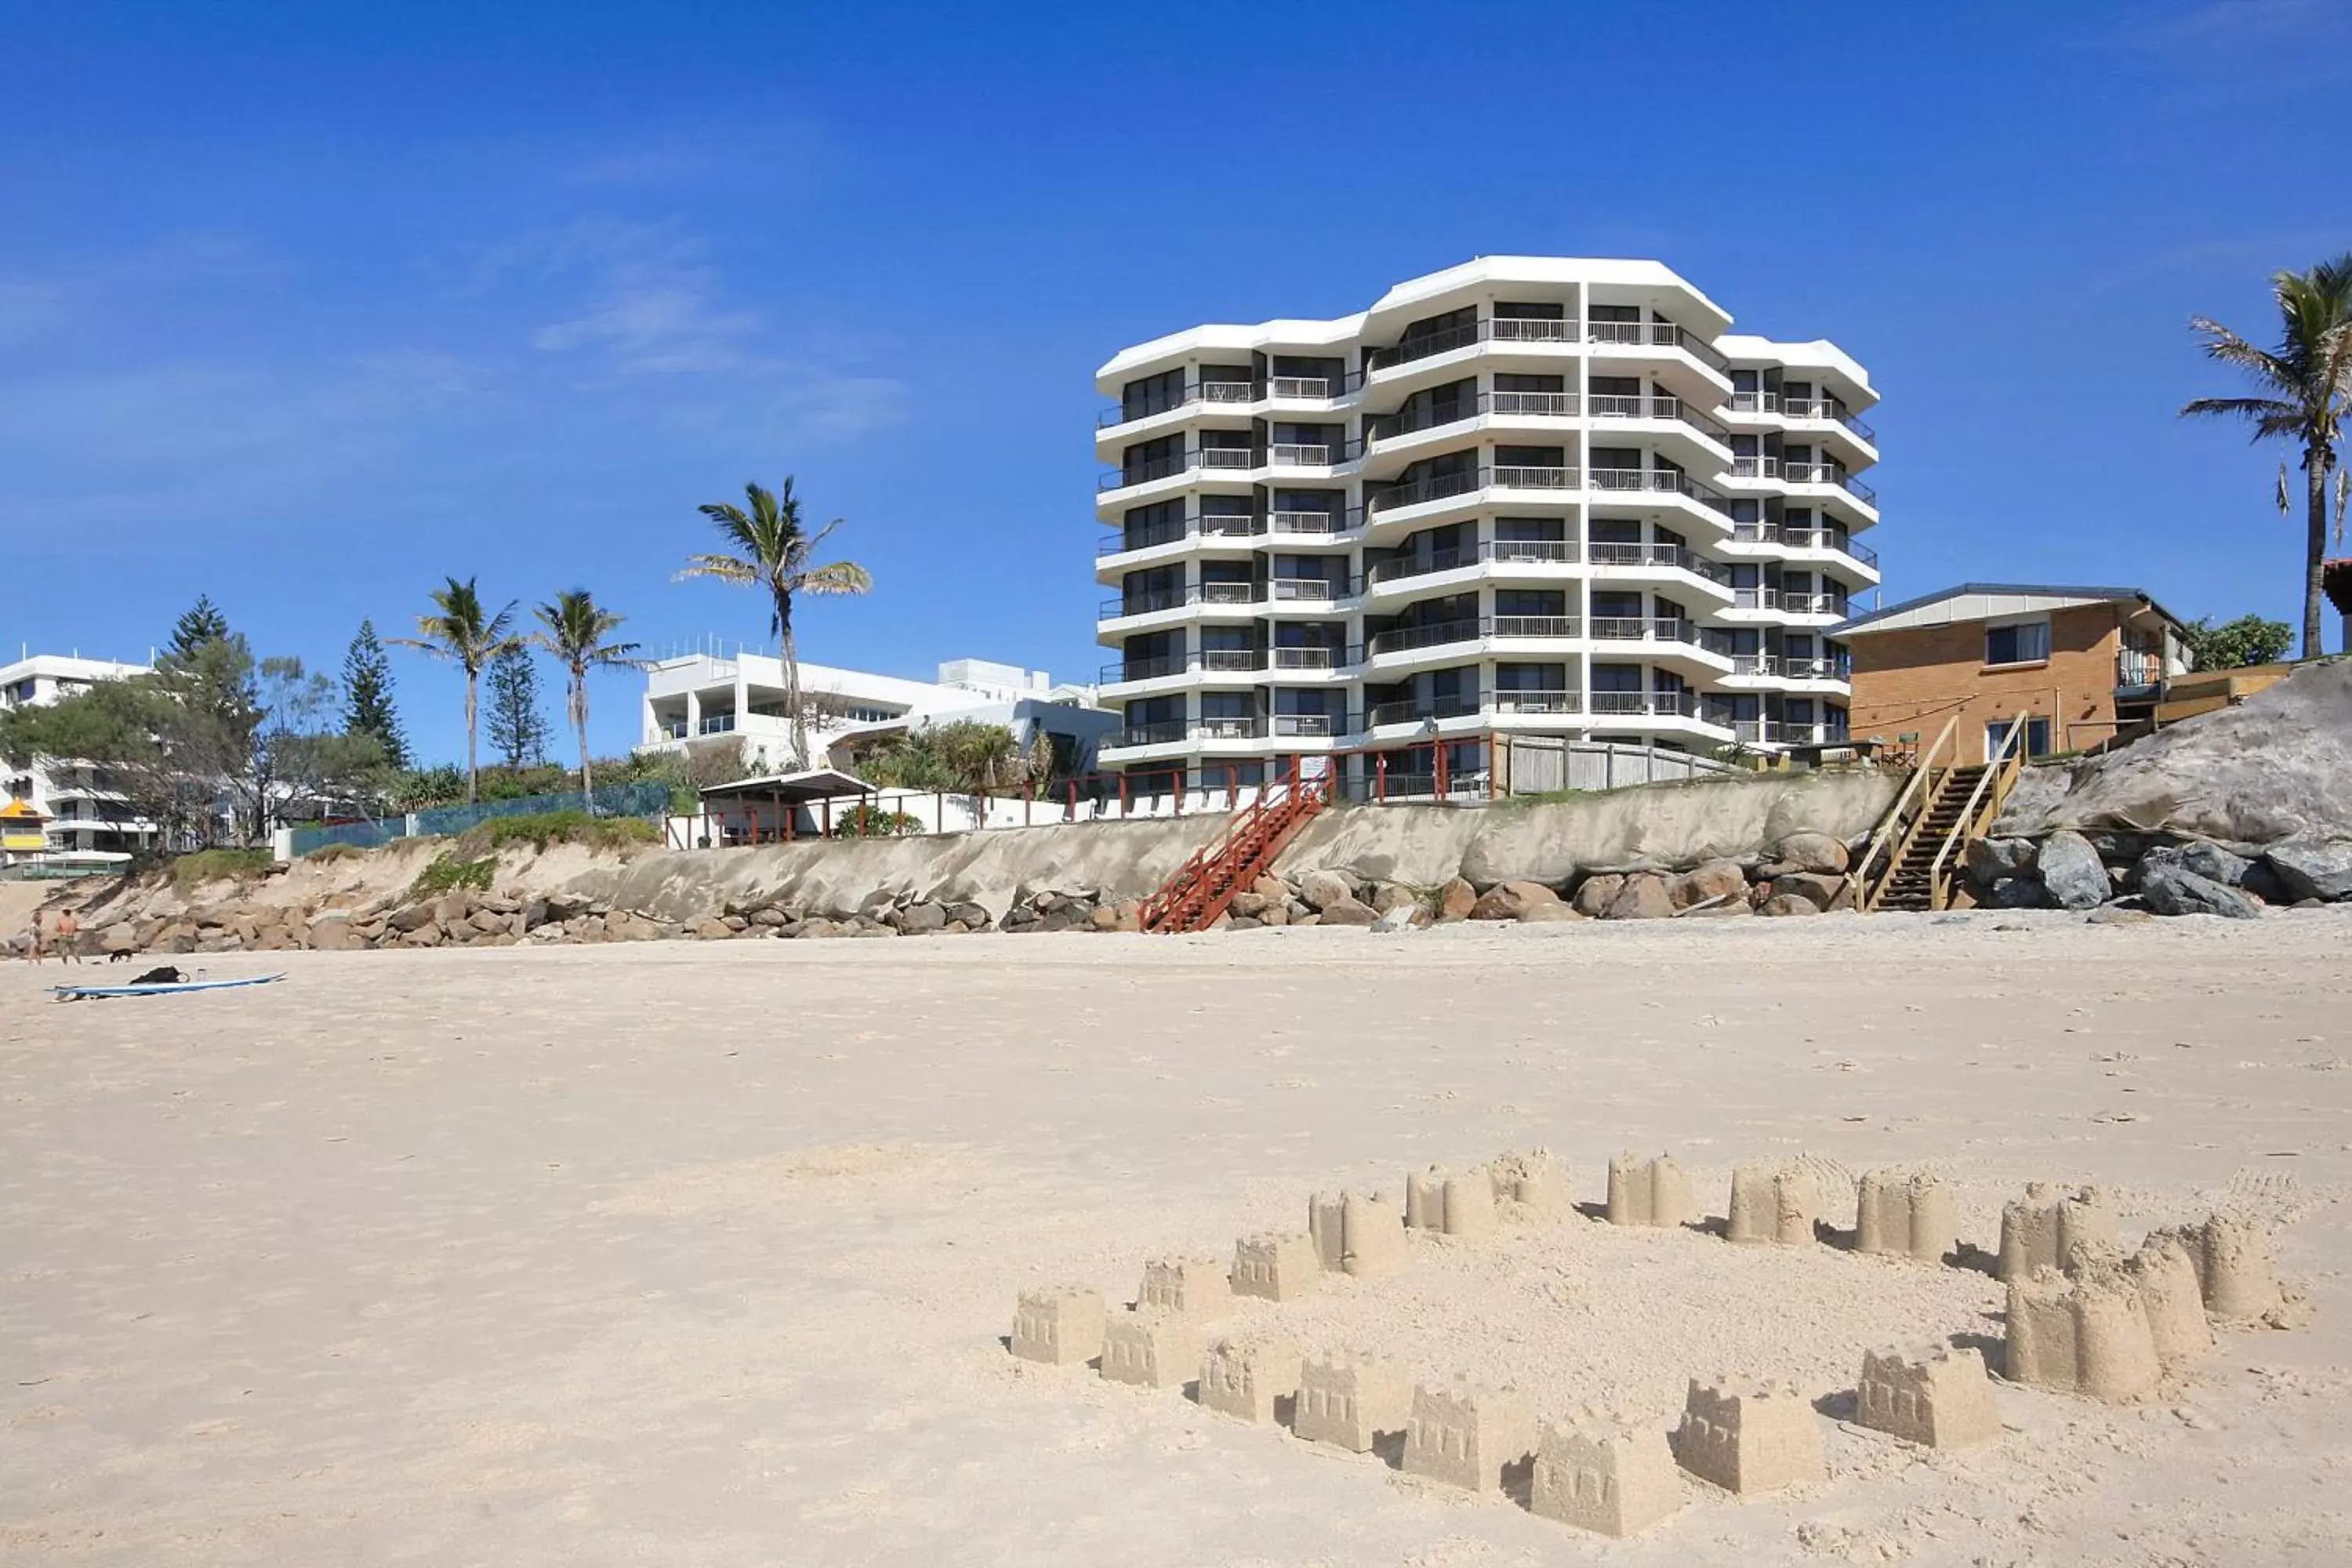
[1851,712,1958,909]
[1926,709,2030,910]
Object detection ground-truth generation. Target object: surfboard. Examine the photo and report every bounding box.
[49,973,288,1000]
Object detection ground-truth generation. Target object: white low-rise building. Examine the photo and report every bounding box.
[0,654,167,869]
[1092,256,1882,788]
[637,650,1120,778]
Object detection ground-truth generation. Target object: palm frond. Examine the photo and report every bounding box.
[676,554,760,585]
[793,560,873,597]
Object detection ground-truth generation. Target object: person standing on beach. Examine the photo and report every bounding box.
[54,909,81,965]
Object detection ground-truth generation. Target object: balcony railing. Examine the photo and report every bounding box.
[1269,576,1349,602]
[1109,720,1188,748]
[1266,442,1338,466]
[1590,690,1704,718]
[1588,543,1729,583]
[1268,376,1338,400]
[1193,716,1268,741]
[697,713,737,735]
[1491,689,1581,714]
[1367,466,1485,514]
[1491,389,1578,416]
[1492,463,1578,490]
[1726,390,1875,441]
[1585,319,1732,372]
[1492,615,1581,638]
[1730,391,1780,415]
[1488,539,1578,564]
[1365,619,1485,656]
[1489,317,1573,343]
[1727,522,1880,569]
[1199,648,1267,673]
[1586,467,1733,515]
[1099,444,1258,490]
[1200,446,1255,470]
[1365,321,1486,371]
[1369,396,1483,441]
[1102,655,1185,683]
[1272,646,1343,670]
[1269,509,1347,535]
[1587,393,1731,441]
[1588,617,1700,646]
[1780,462,1878,506]
[1366,548,1475,586]
[1099,583,1265,618]
[1779,656,1852,681]
[1197,512,1263,539]
[1273,713,1341,737]
[1729,653,1778,677]
[1757,720,1850,746]
[2117,650,2164,690]
[1366,691,1486,728]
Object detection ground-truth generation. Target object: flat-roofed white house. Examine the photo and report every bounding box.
[637,650,1120,779]
[1091,255,1882,790]
[0,653,169,869]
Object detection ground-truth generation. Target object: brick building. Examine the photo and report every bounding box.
[1836,584,2192,761]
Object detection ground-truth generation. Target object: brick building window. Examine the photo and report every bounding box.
[1984,619,2050,666]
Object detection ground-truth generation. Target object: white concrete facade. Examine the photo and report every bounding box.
[1091,256,1881,784]
[636,652,1119,778]
[0,654,165,866]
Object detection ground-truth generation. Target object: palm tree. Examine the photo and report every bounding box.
[391,576,521,804]
[530,590,646,811]
[2182,254,2352,659]
[677,477,873,766]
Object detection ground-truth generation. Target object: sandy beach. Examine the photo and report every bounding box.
[4,911,2348,1566]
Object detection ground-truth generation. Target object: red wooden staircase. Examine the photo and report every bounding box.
[1138,764,1330,934]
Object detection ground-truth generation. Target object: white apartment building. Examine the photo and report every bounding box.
[0,654,166,867]
[637,650,1120,779]
[1091,256,1881,788]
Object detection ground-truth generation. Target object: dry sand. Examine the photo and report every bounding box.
[3,911,2349,1566]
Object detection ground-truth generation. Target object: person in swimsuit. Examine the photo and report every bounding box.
[54,909,81,965]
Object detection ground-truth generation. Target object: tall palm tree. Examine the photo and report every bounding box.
[391,575,521,804]
[677,477,873,767]
[531,590,646,811]
[2182,254,2352,659]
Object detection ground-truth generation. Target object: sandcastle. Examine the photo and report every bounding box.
[1855,1347,2001,1449]
[1009,1287,1105,1367]
[1998,1183,2118,1282]
[1004,1145,2305,1544]
[1308,1190,1410,1278]
[1099,1309,1201,1390]
[2004,1267,2163,1402]
[1232,1232,1321,1301]
[1855,1170,1958,1263]
[1402,1378,1535,1494]
[1138,1255,1232,1320]
[1198,1334,1301,1423]
[1672,1379,1826,1494]
[1606,1152,1695,1228]
[1294,1352,1414,1453]
[1530,1415,1684,1537]
[1726,1163,1820,1247]
[1404,1167,1496,1237]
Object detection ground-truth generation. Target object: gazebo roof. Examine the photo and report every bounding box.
[696,768,876,803]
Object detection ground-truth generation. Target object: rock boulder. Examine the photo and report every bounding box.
[2033,830,2111,911]
[2140,862,2261,920]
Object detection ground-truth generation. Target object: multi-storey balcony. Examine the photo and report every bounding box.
[1364,690,1486,730]
[1727,718,1852,748]
[1266,575,1355,608]
[1359,541,1580,601]
[1720,521,1880,579]
[1723,587,1852,619]
[1780,460,1878,509]
[1269,645,1347,674]
[1721,653,1853,684]
[1268,507,1352,539]
[1359,392,1583,472]
[1093,377,1262,430]
[1098,445,1259,495]
[1587,392,1733,445]
[1587,542,1733,593]
[1584,466,1735,528]
[1097,581,1265,628]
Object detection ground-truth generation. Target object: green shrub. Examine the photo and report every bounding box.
[168,848,274,889]
[412,852,497,896]
[836,803,923,838]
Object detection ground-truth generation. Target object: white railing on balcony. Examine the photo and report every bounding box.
[1589,690,1703,718]
[1492,615,1581,639]
[1490,318,1573,342]
[1368,467,1483,514]
[1273,713,1339,737]
[1492,689,1581,714]
[1489,539,1578,564]
[1584,320,1732,371]
[1269,509,1345,535]
[1197,513,1261,537]
[1197,649,1266,673]
[2117,649,2163,688]
[1492,464,1577,489]
[1267,443,1334,466]
[1588,617,1700,645]
[1269,577,1345,601]
[1201,381,1254,404]
[1780,656,1849,680]
[1730,391,1781,414]
[1272,647,1341,670]
[1199,447,1255,469]
[1729,654,1779,677]
[1730,456,1781,479]
[1199,581,1261,604]
[1267,376,1334,399]
[1491,390,1579,416]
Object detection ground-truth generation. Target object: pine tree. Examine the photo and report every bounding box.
[168,594,230,660]
[341,619,409,768]
[485,644,551,768]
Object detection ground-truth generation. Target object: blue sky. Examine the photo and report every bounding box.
[4,0,2348,764]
